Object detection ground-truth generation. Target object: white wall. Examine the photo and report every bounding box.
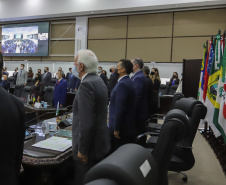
[0,0,225,22]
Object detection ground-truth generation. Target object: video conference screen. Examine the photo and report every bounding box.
[1,22,49,56]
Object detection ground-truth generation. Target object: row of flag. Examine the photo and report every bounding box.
[198,31,226,143]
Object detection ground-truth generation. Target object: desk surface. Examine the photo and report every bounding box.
[23,119,72,166]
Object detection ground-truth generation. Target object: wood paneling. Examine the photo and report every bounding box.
[51,23,75,38]
[88,39,126,62]
[128,13,173,38]
[172,37,209,62]
[127,38,172,62]
[88,16,127,39]
[50,41,75,55]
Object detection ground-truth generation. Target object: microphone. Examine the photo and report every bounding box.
[25,111,56,126]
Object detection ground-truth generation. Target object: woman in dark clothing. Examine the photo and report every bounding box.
[27,67,34,78]
[150,67,161,91]
[166,72,180,94]
[30,74,43,102]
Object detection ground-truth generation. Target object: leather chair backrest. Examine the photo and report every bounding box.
[21,86,31,99]
[152,109,189,185]
[85,144,159,185]
[43,86,55,103]
[85,179,118,185]
[169,92,184,110]
[174,98,207,146]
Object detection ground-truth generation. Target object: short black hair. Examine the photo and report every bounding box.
[142,66,150,76]
[133,58,144,69]
[21,64,25,67]
[0,52,3,77]
[120,59,133,74]
[45,67,49,70]
[98,66,103,70]
[38,69,41,71]
[69,68,72,70]
[15,67,18,70]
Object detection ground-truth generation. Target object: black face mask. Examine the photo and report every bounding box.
[44,70,47,73]
[38,71,41,74]
[173,75,177,78]
[29,70,32,72]
[109,69,112,73]
[150,72,155,75]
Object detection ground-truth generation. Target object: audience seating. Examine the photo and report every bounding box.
[85,109,189,185]
[7,76,15,87]
[20,86,31,99]
[43,86,55,104]
[13,85,24,97]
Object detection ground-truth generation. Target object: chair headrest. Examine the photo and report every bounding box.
[164,109,190,140]
[24,86,31,92]
[174,98,206,117]
[45,87,54,92]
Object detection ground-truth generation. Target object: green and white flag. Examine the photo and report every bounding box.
[56,102,60,116]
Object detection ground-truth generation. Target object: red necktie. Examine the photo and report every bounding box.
[57,80,59,85]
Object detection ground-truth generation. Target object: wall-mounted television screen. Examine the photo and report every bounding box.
[1,22,49,56]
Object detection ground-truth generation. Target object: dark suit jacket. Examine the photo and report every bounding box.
[72,73,110,161]
[53,78,67,107]
[132,70,147,124]
[109,76,136,137]
[145,76,154,116]
[0,87,25,185]
[107,72,119,97]
[69,75,81,90]
[42,72,52,87]
[100,73,108,85]
[1,80,10,91]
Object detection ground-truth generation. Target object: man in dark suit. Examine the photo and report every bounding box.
[72,50,110,185]
[13,67,18,85]
[109,59,136,152]
[66,67,73,89]
[98,66,108,85]
[1,74,10,91]
[0,52,25,185]
[42,67,52,87]
[142,66,154,116]
[107,66,119,97]
[69,75,81,90]
[131,58,147,134]
[53,70,67,108]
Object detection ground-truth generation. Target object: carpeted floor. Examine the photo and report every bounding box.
[168,132,226,185]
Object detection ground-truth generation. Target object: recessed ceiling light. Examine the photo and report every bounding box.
[91,12,94,14]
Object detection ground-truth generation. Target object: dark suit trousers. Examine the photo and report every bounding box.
[74,159,98,185]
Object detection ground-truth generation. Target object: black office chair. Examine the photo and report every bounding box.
[168,98,207,181]
[85,109,189,185]
[146,92,184,131]
[169,84,179,95]
[13,84,24,97]
[85,179,118,185]
[43,86,55,104]
[159,84,167,95]
[7,76,15,87]
[20,86,31,99]
[50,79,57,86]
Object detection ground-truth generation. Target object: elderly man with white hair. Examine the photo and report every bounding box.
[72,49,111,185]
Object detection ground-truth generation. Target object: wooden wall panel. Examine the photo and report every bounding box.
[128,13,173,38]
[88,16,127,39]
[42,56,74,61]
[127,38,172,62]
[172,37,209,62]
[50,41,75,55]
[88,39,126,62]
[51,23,75,38]
[174,8,226,36]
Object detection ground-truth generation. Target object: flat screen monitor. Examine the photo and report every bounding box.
[1,22,49,56]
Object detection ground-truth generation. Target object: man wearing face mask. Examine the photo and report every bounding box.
[72,50,110,185]
[97,66,108,85]
[42,67,52,87]
[1,75,10,91]
[109,59,136,152]
[131,58,147,134]
[16,64,27,86]
[2,67,9,77]
[53,70,67,108]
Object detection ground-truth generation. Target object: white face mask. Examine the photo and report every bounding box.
[72,65,79,78]
[1,77,4,81]
[20,67,23,70]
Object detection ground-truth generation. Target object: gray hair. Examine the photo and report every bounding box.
[58,70,64,76]
[132,58,144,69]
[111,65,116,70]
[77,50,98,73]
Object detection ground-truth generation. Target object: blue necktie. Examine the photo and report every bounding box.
[20,70,23,76]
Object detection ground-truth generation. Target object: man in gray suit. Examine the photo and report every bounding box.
[72,49,111,185]
[16,64,27,86]
[42,67,52,87]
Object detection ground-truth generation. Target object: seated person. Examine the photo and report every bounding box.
[69,75,81,91]
[30,74,43,103]
[166,72,180,94]
[1,75,10,91]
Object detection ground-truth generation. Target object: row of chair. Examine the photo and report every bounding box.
[13,85,55,104]
[83,95,207,185]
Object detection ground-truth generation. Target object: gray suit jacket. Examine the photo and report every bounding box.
[72,73,110,161]
[16,70,27,85]
[42,72,52,86]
